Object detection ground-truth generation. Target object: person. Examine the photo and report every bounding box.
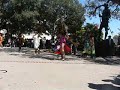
[42,37,46,49]
[106,36,115,56]
[54,32,67,60]
[82,30,91,57]
[72,33,79,55]
[51,36,56,51]
[117,36,120,55]
[8,38,11,47]
[90,35,95,59]
[33,32,41,54]
[118,35,120,45]
[66,35,72,54]
[59,32,67,60]
[0,33,3,47]
[18,33,24,52]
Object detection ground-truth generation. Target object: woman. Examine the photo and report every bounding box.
[59,32,67,60]
[54,32,71,60]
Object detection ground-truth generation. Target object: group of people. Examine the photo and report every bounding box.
[17,32,48,53]
[0,32,47,52]
[0,30,117,60]
[82,34,95,58]
[0,30,100,60]
[32,31,71,60]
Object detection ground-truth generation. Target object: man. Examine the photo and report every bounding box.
[106,36,115,56]
[33,31,41,54]
[18,33,24,52]
[42,37,46,49]
[72,33,79,55]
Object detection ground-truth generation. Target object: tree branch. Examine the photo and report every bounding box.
[107,0,111,3]
[112,4,119,13]
[93,4,104,14]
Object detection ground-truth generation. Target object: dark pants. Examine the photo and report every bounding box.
[18,45,22,51]
[107,46,113,56]
[72,45,77,55]
[18,43,22,52]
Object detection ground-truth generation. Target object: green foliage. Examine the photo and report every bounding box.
[38,0,85,34]
[84,0,120,19]
[0,0,85,35]
[0,0,42,33]
[76,23,101,48]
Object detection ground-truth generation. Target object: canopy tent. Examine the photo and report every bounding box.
[23,33,52,40]
[0,29,7,34]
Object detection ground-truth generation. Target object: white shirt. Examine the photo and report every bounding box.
[33,34,40,49]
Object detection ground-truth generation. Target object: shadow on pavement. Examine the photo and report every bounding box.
[22,52,79,61]
[3,47,78,61]
[83,56,120,65]
[88,75,120,90]
[3,47,29,53]
[2,47,120,63]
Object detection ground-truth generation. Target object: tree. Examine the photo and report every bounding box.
[85,0,120,19]
[76,23,100,51]
[1,0,42,34]
[1,0,85,36]
[84,0,120,41]
[38,0,85,35]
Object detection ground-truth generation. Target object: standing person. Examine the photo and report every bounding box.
[51,36,55,51]
[106,36,115,56]
[72,33,79,55]
[33,32,41,54]
[82,30,91,57]
[66,35,72,54]
[18,33,24,52]
[90,35,95,59]
[42,37,46,49]
[59,32,67,60]
[8,38,11,47]
[0,33,3,47]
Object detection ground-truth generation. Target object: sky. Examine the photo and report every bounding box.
[79,0,120,38]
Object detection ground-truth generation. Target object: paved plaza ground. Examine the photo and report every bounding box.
[0,47,120,90]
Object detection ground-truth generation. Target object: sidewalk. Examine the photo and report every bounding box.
[0,47,87,63]
[0,47,120,90]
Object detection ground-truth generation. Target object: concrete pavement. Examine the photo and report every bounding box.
[0,47,120,90]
